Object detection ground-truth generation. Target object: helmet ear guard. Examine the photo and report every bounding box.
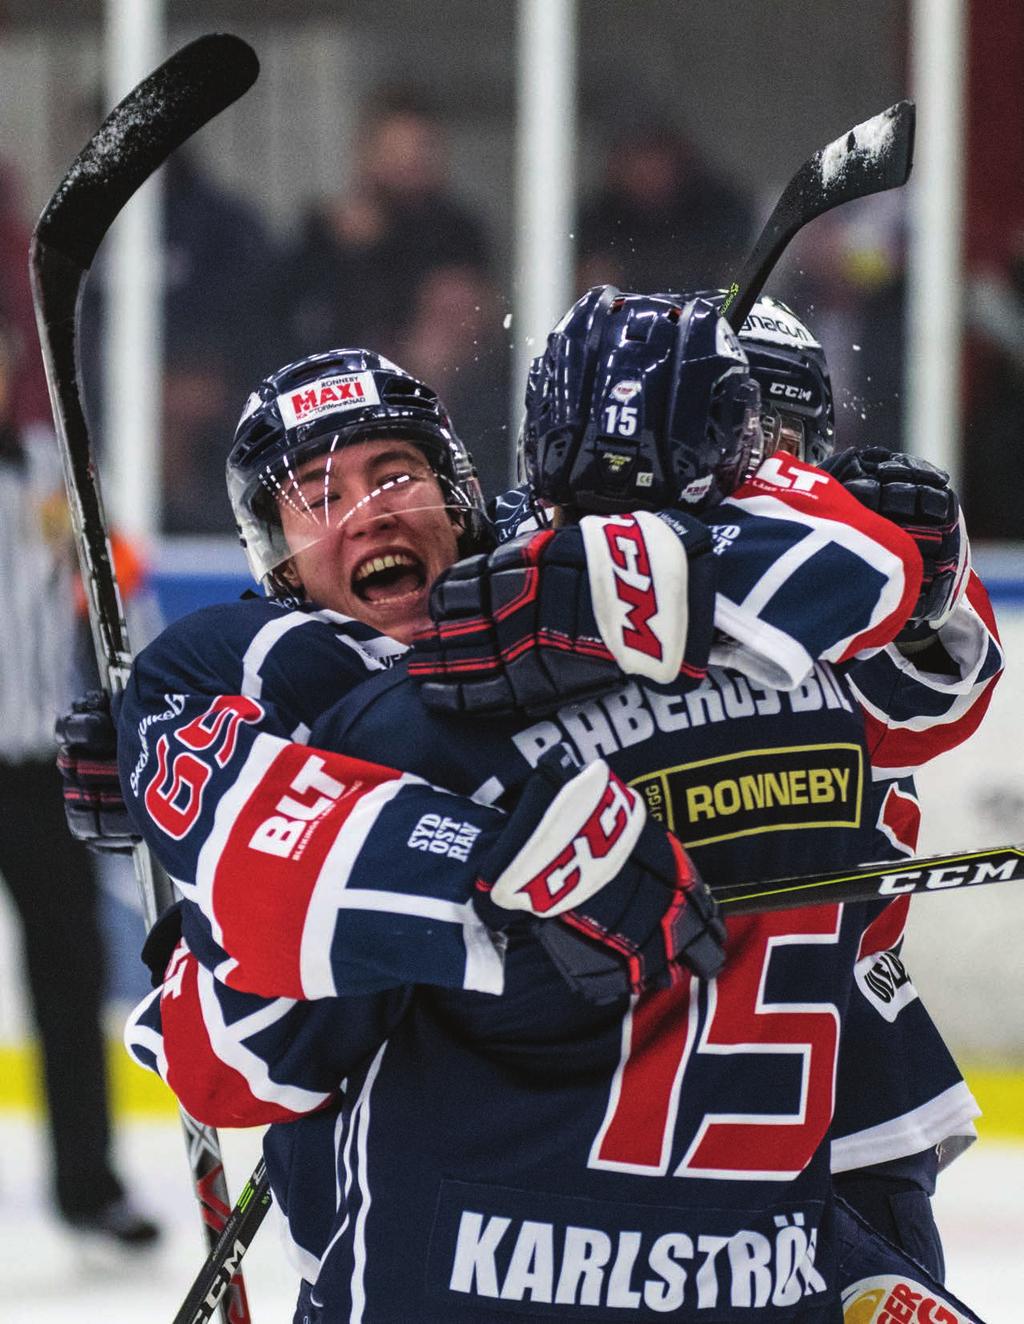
[520,287,762,516]
[226,348,491,597]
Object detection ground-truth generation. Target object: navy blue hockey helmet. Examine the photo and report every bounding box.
[520,287,762,515]
[226,348,489,596]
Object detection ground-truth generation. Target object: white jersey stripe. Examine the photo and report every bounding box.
[196,965,333,1114]
[349,1042,387,1324]
[300,777,413,997]
[241,610,316,699]
[830,1081,980,1174]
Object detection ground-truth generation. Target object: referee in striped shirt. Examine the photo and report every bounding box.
[0,311,157,1247]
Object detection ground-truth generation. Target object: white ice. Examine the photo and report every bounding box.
[0,1115,1020,1322]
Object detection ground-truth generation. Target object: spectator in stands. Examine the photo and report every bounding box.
[0,162,50,429]
[774,192,907,454]
[277,88,491,364]
[158,150,282,533]
[962,227,1024,538]
[397,261,513,495]
[576,115,754,294]
[78,140,282,534]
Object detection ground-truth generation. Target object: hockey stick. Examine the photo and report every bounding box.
[30,33,260,1324]
[721,100,915,329]
[714,840,1024,914]
[173,1159,272,1324]
[176,836,1024,1323]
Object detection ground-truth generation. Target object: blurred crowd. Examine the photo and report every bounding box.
[7,86,1022,539]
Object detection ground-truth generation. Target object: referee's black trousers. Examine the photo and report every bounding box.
[0,758,123,1218]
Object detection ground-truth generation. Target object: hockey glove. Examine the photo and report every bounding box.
[409,509,717,717]
[821,446,970,642]
[140,901,184,986]
[474,748,726,1003]
[55,690,140,854]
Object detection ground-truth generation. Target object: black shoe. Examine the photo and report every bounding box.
[65,1196,161,1248]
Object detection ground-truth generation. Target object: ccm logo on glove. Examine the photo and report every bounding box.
[581,511,691,683]
[482,760,645,917]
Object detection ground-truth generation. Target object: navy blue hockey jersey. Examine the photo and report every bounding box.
[118,463,1001,1319]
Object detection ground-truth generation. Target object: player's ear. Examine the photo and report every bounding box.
[278,558,303,592]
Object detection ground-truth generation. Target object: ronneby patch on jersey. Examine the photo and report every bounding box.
[632,742,864,849]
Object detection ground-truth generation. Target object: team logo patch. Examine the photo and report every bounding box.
[632,743,863,847]
[707,522,741,555]
[277,371,381,429]
[600,450,633,474]
[854,948,918,1022]
[679,473,714,504]
[842,1274,975,1322]
[609,378,642,402]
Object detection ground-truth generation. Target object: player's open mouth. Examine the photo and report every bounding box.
[352,551,427,605]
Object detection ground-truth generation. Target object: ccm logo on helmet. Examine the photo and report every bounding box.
[277,372,381,429]
[769,382,814,403]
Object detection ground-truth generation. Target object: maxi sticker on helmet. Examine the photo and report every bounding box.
[277,371,382,430]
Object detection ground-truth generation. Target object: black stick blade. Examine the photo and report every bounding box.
[723,100,915,329]
[34,32,258,270]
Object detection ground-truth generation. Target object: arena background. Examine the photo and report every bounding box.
[0,2,1022,1320]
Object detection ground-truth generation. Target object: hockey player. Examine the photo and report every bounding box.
[411,293,1002,1281]
[114,293,990,1320]
[110,347,726,1011]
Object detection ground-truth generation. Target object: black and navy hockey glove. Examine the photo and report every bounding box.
[140,901,184,986]
[821,446,970,642]
[409,509,717,718]
[474,748,726,1003]
[55,689,140,854]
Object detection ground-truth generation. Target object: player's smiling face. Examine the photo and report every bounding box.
[277,436,460,642]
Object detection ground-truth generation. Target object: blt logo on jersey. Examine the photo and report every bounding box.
[755,454,830,495]
[249,754,346,859]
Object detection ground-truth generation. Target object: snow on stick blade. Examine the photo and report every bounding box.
[29,31,260,684]
[815,100,915,199]
[35,32,258,271]
[722,100,914,329]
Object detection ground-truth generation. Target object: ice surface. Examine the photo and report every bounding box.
[0,1114,1020,1322]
